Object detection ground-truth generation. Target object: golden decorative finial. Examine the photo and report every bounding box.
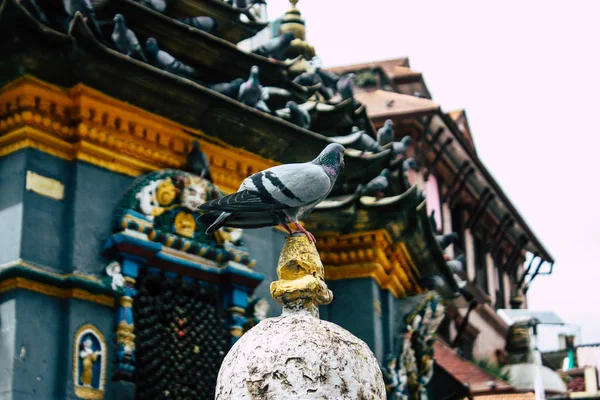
[270,234,333,316]
[289,0,298,7]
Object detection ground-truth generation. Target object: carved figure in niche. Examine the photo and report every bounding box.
[244,298,270,331]
[74,328,104,392]
[105,261,125,292]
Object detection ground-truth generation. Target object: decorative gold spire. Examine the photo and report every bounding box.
[270,234,333,316]
[279,0,315,64]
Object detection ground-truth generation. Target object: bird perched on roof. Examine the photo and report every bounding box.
[144,38,198,79]
[135,0,167,12]
[315,67,339,100]
[420,275,445,291]
[111,14,148,62]
[238,66,270,113]
[436,232,459,250]
[293,70,322,87]
[198,143,346,244]
[178,16,218,35]
[377,119,394,147]
[362,169,390,199]
[208,78,244,99]
[336,73,355,102]
[286,101,311,130]
[391,136,415,160]
[446,254,465,273]
[186,140,212,181]
[252,32,295,60]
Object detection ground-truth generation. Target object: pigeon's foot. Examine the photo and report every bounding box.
[292,221,316,245]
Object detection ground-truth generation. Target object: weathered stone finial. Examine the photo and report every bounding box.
[270,234,333,316]
[215,234,386,399]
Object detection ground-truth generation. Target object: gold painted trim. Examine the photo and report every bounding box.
[73,324,107,399]
[0,76,278,192]
[0,278,115,307]
[0,259,106,284]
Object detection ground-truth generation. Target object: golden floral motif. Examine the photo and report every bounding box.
[174,211,196,238]
[156,179,176,206]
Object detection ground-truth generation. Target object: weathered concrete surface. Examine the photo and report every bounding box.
[215,309,386,400]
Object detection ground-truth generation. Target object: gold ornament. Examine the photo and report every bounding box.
[156,179,176,205]
[174,211,196,238]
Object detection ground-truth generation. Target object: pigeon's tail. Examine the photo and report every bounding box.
[206,212,233,234]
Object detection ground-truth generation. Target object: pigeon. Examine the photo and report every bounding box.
[18,0,48,23]
[286,101,311,129]
[111,14,148,62]
[293,70,322,87]
[436,232,459,250]
[391,135,415,161]
[447,255,465,273]
[187,140,212,181]
[316,67,339,88]
[144,38,198,79]
[336,73,355,102]
[252,32,295,60]
[238,66,270,113]
[420,275,445,291]
[199,143,346,244]
[377,119,394,147]
[233,0,248,8]
[362,168,390,199]
[64,0,102,37]
[135,0,167,12]
[208,78,244,99]
[178,16,218,34]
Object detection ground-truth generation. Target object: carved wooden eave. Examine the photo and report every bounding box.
[0,2,392,188]
[306,186,458,299]
[99,0,293,86]
[162,0,267,43]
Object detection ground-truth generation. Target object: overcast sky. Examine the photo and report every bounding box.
[267,0,600,344]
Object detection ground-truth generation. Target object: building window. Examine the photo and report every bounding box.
[494,251,507,309]
[474,236,488,294]
[135,274,229,400]
[425,175,442,233]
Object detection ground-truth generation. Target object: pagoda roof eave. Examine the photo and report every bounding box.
[0,1,388,187]
[355,90,440,122]
[100,0,294,86]
[161,0,267,43]
[431,111,554,264]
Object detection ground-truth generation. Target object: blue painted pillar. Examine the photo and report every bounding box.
[224,286,250,345]
[115,258,139,380]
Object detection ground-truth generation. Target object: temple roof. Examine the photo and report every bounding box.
[434,339,515,395]
[354,90,440,121]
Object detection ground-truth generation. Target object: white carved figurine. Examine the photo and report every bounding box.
[135,179,161,219]
[105,261,125,291]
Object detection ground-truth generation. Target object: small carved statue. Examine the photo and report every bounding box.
[79,338,102,387]
[105,261,125,292]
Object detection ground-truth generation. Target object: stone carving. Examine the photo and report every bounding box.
[73,324,106,399]
[386,293,445,400]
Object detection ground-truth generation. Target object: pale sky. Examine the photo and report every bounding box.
[267,0,600,344]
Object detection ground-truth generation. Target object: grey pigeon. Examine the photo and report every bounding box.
[187,140,212,181]
[336,73,355,101]
[362,168,390,199]
[65,0,102,35]
[111,14,147,62]
[144,37,197,79]
[420,275,445,291]
[238,66,270,113]
[377,119,394,146]
[208,78,244,99]
[135,0,167,12]
[316,67,339,88]
[252,32,295,60]
[391,135,415,160]
[436,232,459,250]
[293,70,322,87]
[286,101,311,129]
[199,143,346,244]
[447,255,465,273]
[403,157,419,173]
[234,0,248,8]
[178,16,218,34]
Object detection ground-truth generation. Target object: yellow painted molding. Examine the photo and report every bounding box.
[0,277,115,307]
[0,76,278,192]
[317,229,420,298]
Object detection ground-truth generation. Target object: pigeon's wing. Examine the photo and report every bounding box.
[365,176,388,192]
[240,163,331,208]
[199,189,279,213]
[125,28,140,47]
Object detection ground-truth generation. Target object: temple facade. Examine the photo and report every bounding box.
[0,0,556,399]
